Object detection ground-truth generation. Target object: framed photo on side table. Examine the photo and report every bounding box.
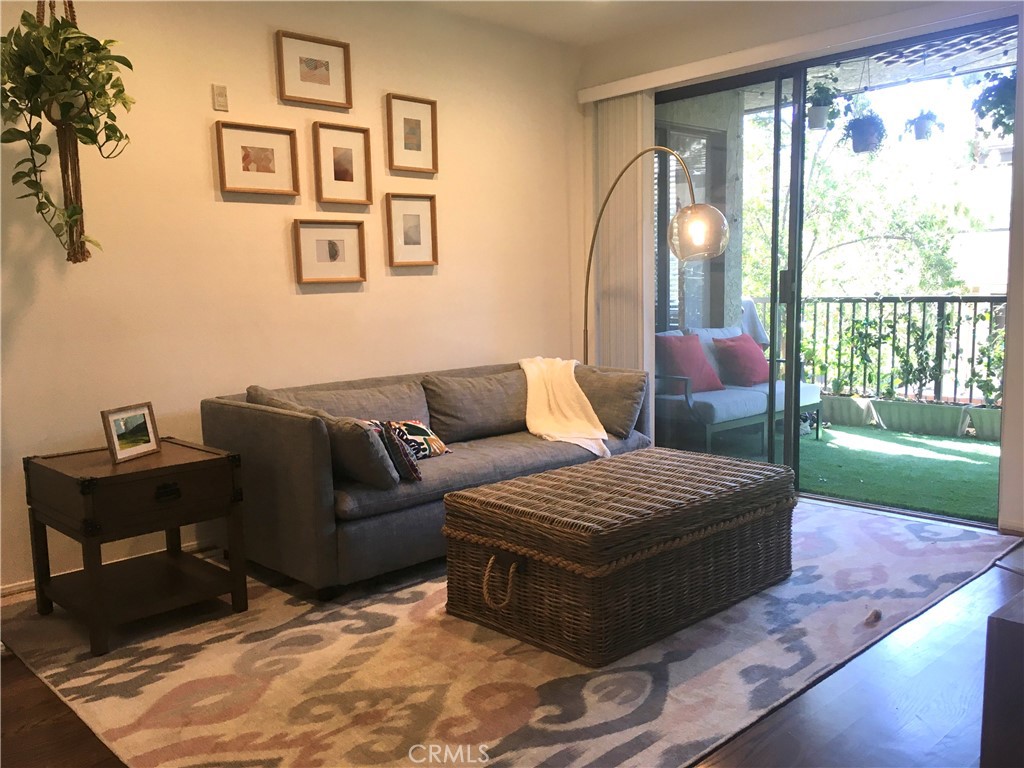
[313,123,372,205]
[386,94,437,173]
[386,193,437,266]
[276,31,352,108]
[216,122,299,196]
[293,219,366,284]
[100,402,161,464]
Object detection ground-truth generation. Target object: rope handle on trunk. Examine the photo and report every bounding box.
[482,555,517,611]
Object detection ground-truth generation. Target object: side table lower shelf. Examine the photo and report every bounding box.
[44,552,243,630]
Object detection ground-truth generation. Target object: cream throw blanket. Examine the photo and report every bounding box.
[519,356,610,458]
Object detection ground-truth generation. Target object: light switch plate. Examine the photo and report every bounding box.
[212,84,229,112]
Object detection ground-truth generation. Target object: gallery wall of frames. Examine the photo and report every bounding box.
[214,30,440,285]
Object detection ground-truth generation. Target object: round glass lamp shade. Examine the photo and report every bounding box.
[668,203,730,262]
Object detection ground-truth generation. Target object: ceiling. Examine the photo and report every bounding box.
[424,1,755,48]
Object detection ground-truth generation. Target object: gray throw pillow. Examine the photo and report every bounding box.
[287,382,431,425]
[318,412,400,489]
[421,370,527,443]
[246,385,399,489]
[574,366,647,438]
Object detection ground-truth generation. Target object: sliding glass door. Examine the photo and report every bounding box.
[653,74,806,474]
[652,17,1018,525]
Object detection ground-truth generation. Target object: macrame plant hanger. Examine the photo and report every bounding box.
[38,0,89,262]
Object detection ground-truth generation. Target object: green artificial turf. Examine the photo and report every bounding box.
[799,425,1000,525]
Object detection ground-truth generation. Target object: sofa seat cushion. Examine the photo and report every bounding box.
[334,429,652,521]
[749,380,822,409]
[656,386,768,425]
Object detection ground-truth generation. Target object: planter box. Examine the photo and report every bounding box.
[968,406,1002,442]
[822,395,877,427]
[871,400,968,437]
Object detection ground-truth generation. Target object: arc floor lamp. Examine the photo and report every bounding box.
[582,145,730,364]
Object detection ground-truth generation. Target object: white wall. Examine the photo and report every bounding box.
[0,1,584,590]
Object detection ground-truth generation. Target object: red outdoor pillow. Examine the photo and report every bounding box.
[656,334,725,394]
[713,333,770,386]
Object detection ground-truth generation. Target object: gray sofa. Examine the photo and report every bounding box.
[200,362,650,595]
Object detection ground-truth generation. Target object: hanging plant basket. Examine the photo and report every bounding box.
[905,110,943,141]
[807,105,830,130]
[1,2,133,262]
[840,104,887,154]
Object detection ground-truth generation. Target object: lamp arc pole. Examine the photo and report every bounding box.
[582,145,696,365]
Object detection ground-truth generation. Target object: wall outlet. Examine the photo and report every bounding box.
[212,84,229,112]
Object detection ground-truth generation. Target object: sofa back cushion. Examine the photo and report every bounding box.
[574,365,648,438]
[422,370,527,443]
[713,333,771,387]
[655,334,725,394]
[285,381,430,425]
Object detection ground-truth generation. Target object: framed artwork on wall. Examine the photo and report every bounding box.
[386,193,437,266]
[313,123,372,205]
[276,31,352,109]
[216,121,299,196]
[293,219,366,284]
[386,94,437,173]
[100,402,161,464]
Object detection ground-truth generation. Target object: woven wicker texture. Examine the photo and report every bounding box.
[444,446,795,569]
[443,447,795,666]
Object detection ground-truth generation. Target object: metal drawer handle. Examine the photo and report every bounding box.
[155,482,181,502]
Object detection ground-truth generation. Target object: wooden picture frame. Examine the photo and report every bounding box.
[276,30,352,109]
[386,93,438,173]
[386,193,437,266]
[294,219,366,284]
[216,121,299,196]
[313,123,372,205]
[100,402,161,464]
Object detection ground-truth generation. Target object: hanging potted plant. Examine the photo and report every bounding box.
[807,75,845,131]
[1,6,133,263]
[973,68,1016,138]
[905,110,943,141]
[841,108,887,154]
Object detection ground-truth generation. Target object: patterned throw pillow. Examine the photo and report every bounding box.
[387,419,451,460]
[375,422,421,482]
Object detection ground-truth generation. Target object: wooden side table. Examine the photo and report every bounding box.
[23,437,246,656]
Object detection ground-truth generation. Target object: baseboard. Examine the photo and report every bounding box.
[0,542,217,599]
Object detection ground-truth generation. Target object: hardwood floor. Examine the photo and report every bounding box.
[2,520,1021,768]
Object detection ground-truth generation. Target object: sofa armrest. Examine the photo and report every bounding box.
[200,397,338,590]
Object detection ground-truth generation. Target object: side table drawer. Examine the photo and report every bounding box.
[89,462,235,531]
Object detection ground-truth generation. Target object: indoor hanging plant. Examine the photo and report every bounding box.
[1,5,133,263]
[841,107,887,154]
[905,109,943,141]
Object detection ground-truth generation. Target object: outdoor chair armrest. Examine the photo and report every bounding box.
[654,374,695,407]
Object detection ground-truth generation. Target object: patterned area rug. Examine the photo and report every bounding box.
[2,503,1018,768]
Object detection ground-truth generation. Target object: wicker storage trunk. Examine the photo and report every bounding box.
[443,447,795,667]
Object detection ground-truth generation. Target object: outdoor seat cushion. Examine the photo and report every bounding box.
[655,386,768,425]
[749,380,822,409]
[333,429,652,521]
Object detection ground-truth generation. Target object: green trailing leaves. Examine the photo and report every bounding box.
[1,10,134,260]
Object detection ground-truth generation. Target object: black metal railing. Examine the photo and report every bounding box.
[798,295,1007,404]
